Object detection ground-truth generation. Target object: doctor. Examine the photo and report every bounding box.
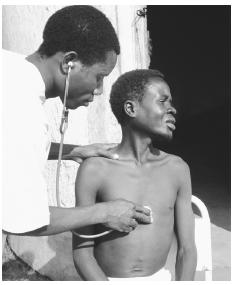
[2,5,151,240]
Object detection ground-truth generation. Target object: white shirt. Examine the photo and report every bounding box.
[2,50,51,233]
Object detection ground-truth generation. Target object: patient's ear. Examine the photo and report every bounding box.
[124,100,138,118]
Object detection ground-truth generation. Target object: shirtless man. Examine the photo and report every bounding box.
[72,69,197,281]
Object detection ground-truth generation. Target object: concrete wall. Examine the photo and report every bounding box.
[2,5,150,280]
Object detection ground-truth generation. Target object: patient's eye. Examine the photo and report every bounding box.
[159,97,167,103]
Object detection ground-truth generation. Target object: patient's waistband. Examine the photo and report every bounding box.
[108,268,172,281]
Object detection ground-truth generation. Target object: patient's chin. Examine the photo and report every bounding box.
[152,132,173,143]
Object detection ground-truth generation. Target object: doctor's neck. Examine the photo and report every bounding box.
[26,51,62,99]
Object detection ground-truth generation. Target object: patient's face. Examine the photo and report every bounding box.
[135,79,176,141]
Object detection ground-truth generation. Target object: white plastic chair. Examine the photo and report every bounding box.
[165,195,212,281]
[191,195,212,281]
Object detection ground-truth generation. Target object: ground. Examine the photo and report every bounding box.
[2,238,51,281]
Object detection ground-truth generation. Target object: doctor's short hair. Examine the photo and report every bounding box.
[38,5,120,65]
[110,69,165,126]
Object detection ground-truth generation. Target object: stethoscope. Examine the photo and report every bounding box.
[56,61,112,239]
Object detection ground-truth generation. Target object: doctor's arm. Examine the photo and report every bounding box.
[174,161,197,281]
[48,142,118,162]
[72,159,108,280]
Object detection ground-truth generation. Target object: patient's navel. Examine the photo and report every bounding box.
[130,257,144,272]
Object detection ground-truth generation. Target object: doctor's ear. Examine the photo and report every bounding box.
[61,51,80,74]
[124,100,138,118]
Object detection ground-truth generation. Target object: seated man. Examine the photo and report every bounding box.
[72,69,197,281]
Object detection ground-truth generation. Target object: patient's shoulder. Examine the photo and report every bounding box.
[166,154,190,178]
[75,157,109,192]
[166,153,186,164]
[78,157,109,175]
[159,151,189,170]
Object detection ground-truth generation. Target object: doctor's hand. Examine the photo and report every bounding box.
[69,143,119,163]
[102,199,152,233]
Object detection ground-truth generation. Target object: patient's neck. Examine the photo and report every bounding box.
[117,126,155,165]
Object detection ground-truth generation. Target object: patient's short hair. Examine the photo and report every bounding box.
[110,69,165,125]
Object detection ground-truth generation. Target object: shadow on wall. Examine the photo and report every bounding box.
[147,5,230,232]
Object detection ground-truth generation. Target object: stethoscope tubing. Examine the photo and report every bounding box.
[56,63,112,239]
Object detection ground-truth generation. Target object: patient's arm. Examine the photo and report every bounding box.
[174,161,197,280]
[72,158,108,280]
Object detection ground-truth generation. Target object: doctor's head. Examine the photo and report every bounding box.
[38,5,119,109]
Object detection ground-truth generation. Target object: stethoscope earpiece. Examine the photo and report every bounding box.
[67,61,74,69]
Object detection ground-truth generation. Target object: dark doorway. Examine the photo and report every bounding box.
[147,5,231,231]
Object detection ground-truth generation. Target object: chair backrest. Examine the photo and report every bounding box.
[165,195,212,281]
[191,195,212,280]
